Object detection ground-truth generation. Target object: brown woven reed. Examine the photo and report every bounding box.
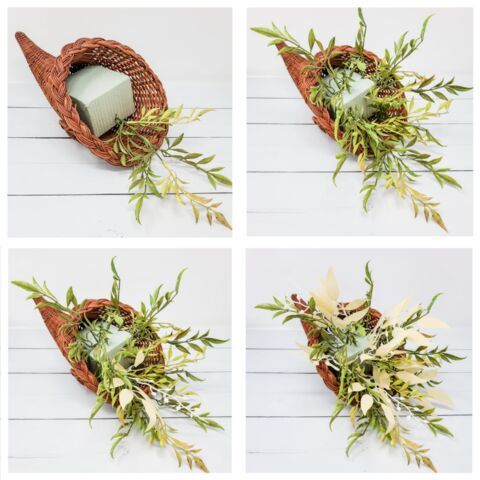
[15,32,168,167]
[291,294,381,395]
[276,43,407,148]
[34,297,164,398]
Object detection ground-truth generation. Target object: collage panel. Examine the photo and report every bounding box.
[247,8,473,236]
[8,248,231,473]
[8,7,232,237]
[246,248,472,473]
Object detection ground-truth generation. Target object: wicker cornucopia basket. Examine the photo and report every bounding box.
[15,32,168,167]
[291,293,382,395]
[34,296,164,398]
[276,42,408,147]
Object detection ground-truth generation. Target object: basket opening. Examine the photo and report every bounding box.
[63,44,167,141]
[314,51,404,121]
[76,304,134,331]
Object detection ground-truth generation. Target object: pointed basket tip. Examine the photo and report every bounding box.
[33,296,71,358]
[15,31,36,51]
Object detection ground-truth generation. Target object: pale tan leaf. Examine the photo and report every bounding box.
[426,388,454,407]
[134,349,146,367]
[112,377,124,388]
[417,369,438,382]
[375,329,407,356]
[343,307,370,325]
[311,289,337,317]
[373,367,390,389]
[396,371,425,385]
[405,329,431,346]
[388,297,410,325]
[348,382,365,393]
[361,394,374,415]
[417,315,449,329]
[344,299,367,310]
[381,402,396,434]
[119,388,134,410]
[142,398,159,431]
[325,267,339,301]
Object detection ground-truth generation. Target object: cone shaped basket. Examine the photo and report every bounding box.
[15,32,168,167]
[276,42,407,145]
[33,296,163,398]
[291,294,382,395]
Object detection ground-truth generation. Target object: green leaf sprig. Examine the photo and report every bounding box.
[112,106,232,229]
[256,263,463,472]
[253,9,471,231]
[13,258,228,472]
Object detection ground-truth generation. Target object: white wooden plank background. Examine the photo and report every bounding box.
[247,75,473,236]
[9,331,231,473]
[9,249,232,473]
[8,83,232,237]
[246,248,472,472]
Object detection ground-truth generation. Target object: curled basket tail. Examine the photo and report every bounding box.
[34,297,164,397]
[15,32,168,167]
[276,43,407,146]
[291,294,381,396]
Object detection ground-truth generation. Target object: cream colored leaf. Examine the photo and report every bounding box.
[330,315,347,329]
[112,377,124,388]
[142,398,159,431]
[325,267,339,301]
[381,402,396,434]
[405,329,431,347]
[417,369,438,382]
[348,382,365,393]
[134,349,146,367]
[119,388,134,410]
[417,316,449,329]
[375,329,407,357]
[311,289,337,317]
[387,297,409,325]
[344,299,367,311]
[426,388,454,407]
[373,367,390,389]
[396,371,425,385]
[343,307,370,325]
[361,394,374,415]
[416,396,434,410]
[360,353,374,363]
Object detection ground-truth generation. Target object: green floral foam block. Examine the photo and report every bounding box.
[79,324,132,372]
[325,70,375,118]
[67,65,136,137]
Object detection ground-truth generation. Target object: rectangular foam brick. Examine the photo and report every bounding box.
[78,324,132,372]
[325,70,375,118]
[67,65,136,137]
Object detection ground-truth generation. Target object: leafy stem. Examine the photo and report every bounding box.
[113,107,232,229]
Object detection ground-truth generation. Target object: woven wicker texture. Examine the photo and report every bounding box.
[34,297,164,397]
[276,42,407,148]
[15,32,168,167]
[291,294,381,395]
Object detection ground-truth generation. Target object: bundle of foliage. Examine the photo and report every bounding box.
[252,9,471,231]
[112,106,231,229]
[13,259,228,472]
[256,263,463,471]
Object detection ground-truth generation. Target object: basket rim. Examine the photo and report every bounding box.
[277,42,408,146]
[44,37,168,166]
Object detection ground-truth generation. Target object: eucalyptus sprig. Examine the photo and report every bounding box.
[13,258,229,472]
[256,263,463,472]
[112,106,232,229]
[253,8,471,231]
